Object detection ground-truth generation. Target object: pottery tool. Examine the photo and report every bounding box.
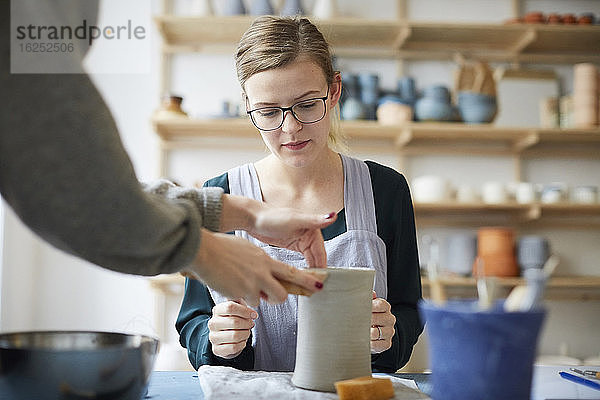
[504,255,559,312]
[571,368,600,380]
[475,257,497,310]
[280,269,329,296]
[423,235,446,306]
[559,371,600,391]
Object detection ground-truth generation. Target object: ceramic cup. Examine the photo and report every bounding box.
[412,175,450,203]
[516,182,536,204]
[518,235,550,271]
[419,300,545,400]
[292,267,375,392]
[482,181,508,204]
[541,183,567,204]
[445,233,477,276]
[571,185,598,204]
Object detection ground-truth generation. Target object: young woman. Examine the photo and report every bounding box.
[176,16,423,373]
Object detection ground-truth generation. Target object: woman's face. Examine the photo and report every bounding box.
[244,58,340,169]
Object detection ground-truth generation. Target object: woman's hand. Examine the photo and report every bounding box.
[370,291,396,354]
[220,195,337,267]
[208,300,257,359]
[183,229,325,307]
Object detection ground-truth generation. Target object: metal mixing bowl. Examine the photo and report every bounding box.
[0,331,159,400]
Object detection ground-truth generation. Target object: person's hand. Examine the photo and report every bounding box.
[220,195,337,267]
[249,208,336,268]
[370,291,396,354]
[208,300,257,359]
[182,229,325,307]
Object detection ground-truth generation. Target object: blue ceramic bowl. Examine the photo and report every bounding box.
[414,96,453,121]
[423,85,451,103]
[458,91,497,123]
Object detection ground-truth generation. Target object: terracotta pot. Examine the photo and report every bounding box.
[477,227,515,256]
[474,254,519,277]
[562,14,577,24]
[546,13,562,24]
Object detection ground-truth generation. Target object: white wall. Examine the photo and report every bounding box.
[1,0,599,371]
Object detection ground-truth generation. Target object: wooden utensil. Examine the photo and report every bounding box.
[280,269,329,296]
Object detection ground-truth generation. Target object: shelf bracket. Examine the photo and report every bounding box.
[395,127,413,148]
[508,28,536,55]
[394,25,412,50]
[523,204,542,221]
[513,131,539,153]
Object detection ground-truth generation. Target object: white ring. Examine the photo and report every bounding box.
[377,326,383,341]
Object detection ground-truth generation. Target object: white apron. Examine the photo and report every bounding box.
[209,154,387,371]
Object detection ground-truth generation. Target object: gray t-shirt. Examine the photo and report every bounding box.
[0,0,223,276]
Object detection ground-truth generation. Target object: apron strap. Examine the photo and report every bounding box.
[341,154,377,234]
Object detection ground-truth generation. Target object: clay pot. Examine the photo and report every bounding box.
[578,13,594,24]
[474,227,518,277]
[562,14,577,24]
[154,95,188,119]
[292,267,375,392]
[524,11,544,24]
[546,13,562,24]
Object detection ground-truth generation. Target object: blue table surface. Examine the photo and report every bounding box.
[145,371,432,400]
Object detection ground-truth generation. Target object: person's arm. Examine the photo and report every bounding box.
[176,278,254,370]
[367,163,424,373]
[1,5,330,306]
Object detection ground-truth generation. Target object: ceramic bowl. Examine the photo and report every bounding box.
[412,175,451,203]
[458,91,498,124]
[0,331,159,400]
[376,100,413,125]
[414,96,454,122]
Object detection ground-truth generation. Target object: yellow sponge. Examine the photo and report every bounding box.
[335,376,395,400]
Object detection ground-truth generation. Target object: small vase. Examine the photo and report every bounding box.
[250,0,274,15]
[280,0,304,16]
[312,0,338,19]
[292,268,375,392]
[222,0,246,15]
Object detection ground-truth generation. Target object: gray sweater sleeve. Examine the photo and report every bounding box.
[0,4,222,276]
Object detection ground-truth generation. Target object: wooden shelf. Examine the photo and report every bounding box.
[414,202,600,228]
[154,15,600,63]
[150,274,600,301]
[152,117,600,158]
[422,276,600,301]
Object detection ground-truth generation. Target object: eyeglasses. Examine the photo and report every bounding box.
[246,87,329,131]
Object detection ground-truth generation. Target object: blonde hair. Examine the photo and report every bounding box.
[235,16,347,153]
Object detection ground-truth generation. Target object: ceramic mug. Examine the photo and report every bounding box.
[412,175,450,203]
[571,185,598,204]
[292,267,375,392]
[445,233,477,276]
[482,181,508,204]
[516,182,536,204]
[518,235,550,270]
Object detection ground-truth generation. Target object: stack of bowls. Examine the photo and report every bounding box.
[474,227,518,277]
[457,91,498,123]
[573,63,599,127]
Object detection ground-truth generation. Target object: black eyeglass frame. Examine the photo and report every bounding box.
[246,87,330,131]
